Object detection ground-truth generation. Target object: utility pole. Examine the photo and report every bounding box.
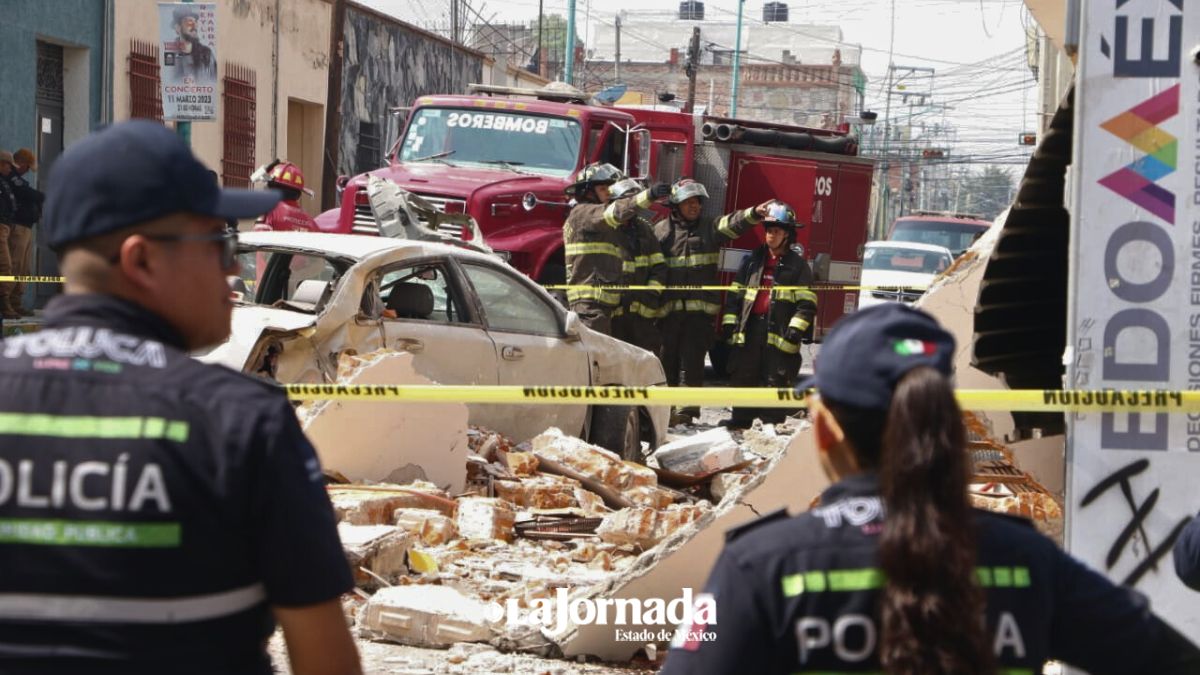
[176,0,193,147]
[537,0,544,78]
[451,0,459,43]
[321,0,347,211]
[730,0,745,117]
[614,15,621,83]
[565,0,577,85]
[683,26,700,114]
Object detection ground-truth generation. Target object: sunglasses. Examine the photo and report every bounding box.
[144,230,240,270]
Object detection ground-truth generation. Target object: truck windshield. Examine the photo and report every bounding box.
[398,108,582,177]
[864,246,952,275]
[890,219,989,255]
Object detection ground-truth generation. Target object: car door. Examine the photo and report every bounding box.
[370,258,504,428]
[455,260,591,440]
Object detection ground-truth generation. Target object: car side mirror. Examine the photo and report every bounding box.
[522,192,538,212]
[564,311,583,342]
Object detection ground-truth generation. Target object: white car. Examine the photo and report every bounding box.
[198,231,669,459]
[857,241,954,310]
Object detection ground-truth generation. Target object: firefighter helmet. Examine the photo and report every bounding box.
[608,178,644,200]
[267,161,312,195]
[565,162,623,199]
[762,200,800,229]
[669,178,709,205]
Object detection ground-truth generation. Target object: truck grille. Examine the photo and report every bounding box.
[352,193,467,238]
[870,288,924,303]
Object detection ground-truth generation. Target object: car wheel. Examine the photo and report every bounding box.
[590,405,643,463]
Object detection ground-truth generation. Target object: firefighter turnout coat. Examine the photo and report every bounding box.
[614,214,668,321]
[654,207,760,318]
[564,189,657,310]
[721,245,818,355]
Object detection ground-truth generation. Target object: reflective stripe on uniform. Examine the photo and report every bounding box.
[781,565,1032,597]
[567,288,622,305]
[685,300,721,315]
[730,332,746,345]
[565,242,624,259]
[603,202,623,227]
[721,314,738,326]
[788,316,811,333]
[626,302,660,320]
[622,260,637,274]
[0,583,267,624]
[666,253,720,268]
[635,190,653,209]
[633,254,663,268]
[794,289,818,305]
[0,413,191,442]
[767,332,800,354]
[646,279,665,291]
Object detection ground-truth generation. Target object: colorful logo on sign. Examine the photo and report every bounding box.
[1097,84,1179,224]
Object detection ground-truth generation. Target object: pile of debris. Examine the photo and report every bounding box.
[332,423,791,655]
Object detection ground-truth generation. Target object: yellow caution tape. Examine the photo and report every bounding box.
[283,384,1200,412]
[0,276,64,283]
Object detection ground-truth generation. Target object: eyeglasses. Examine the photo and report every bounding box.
[144,231,240,270]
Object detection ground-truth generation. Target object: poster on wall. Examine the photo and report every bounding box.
[1066,0,1199,644]
[158,2,217,121]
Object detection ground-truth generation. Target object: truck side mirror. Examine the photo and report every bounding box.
[563,311,583,341]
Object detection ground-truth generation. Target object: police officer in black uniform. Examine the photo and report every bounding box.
[662,303,1200,674]
[0,120,362,675]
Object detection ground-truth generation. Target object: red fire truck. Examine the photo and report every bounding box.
[319,83,874,337]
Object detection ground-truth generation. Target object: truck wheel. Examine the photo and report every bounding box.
[590,405,643,463]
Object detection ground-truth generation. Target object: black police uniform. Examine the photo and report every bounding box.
[0,294,353,674]
[662,473,1200,674]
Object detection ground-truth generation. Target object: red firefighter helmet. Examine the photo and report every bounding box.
[267,161,313,196]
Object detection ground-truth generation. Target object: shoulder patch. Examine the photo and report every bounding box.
[724,508,789,542]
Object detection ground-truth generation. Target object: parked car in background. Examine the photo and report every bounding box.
[857,240,954,310]
[198,231,669,459]
[887,211,991,257]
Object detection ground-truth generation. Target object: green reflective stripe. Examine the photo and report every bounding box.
[768,332,800,354]
[648,253,666,266]
[0,414,190,442]
[684,300,721,315]
[716,214,738,239]
[632,254,661,268]
[977,566,1031,588]
[0,518,181,548]
[788,316,811,332]
[721,314,738,326]
[730,332,746,345]
[567,288,622,305]
[603,202,622,227]
[667,253,720,268]
[744,208,761,224]
[785,566,1032,598]
[635,190,653,208]
[795,290,818,303]
[565,242,624,258]
[627,302,660,319]
[611,306,625,317]
[622,260,637,274]
[647,280,665,291]
[743,288,758,302]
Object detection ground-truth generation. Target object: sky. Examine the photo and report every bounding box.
[359,0,1041,170]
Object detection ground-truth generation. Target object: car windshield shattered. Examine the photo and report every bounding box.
[231,248,349,313]
[398,107,582,177]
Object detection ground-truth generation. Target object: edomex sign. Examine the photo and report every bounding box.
[1068,0,1199,641]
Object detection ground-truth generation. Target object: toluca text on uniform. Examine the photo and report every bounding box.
[3,327,167,368]
[0,456,172,512]
[489,587,715,636]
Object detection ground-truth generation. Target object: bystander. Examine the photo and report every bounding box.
[6,148,44,316]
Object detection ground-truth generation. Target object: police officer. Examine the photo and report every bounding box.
[0,120,362,674]
[655,178,770,425]
[563,162,669,334]
[721,201,817,428]
[662,303,1200,674]
[608,177,668,353]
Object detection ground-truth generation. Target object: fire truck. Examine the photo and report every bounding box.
[319,83,874,338]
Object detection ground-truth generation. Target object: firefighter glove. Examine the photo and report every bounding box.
[650,183,671,200]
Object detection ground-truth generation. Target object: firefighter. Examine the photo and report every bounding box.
[654,177,770,425]
[721,201,817,428]
[662,304,1200,674]
[254,160,318,233]
[563,162,670,335]
[607,177,668,353]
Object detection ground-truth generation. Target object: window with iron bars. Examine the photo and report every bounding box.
[129,40,164,122]
[222,63,256,188]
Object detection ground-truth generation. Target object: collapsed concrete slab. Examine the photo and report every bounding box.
[299,351,472,493]
[650,428,742,474]
[360,585,493,648]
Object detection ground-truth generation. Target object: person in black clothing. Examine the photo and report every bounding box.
[720,201,817,428]
[1174,512,1200,591]
[0,120,362,675]
[662,303,1200,675]
[0,150,18,322]
[6,148,44,317]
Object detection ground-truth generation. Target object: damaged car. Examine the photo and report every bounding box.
[198,231,668,458]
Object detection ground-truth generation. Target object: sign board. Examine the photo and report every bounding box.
[158,3,218,121]
[1067,0,1199,642]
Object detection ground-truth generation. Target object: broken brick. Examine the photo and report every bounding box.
[330,481,455,524]
[394,508,458,546]
[494,474,580,509]
[503,451,539,476]
[456,497,517,542]
[622,485,675,509]
[596,507,659,548]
